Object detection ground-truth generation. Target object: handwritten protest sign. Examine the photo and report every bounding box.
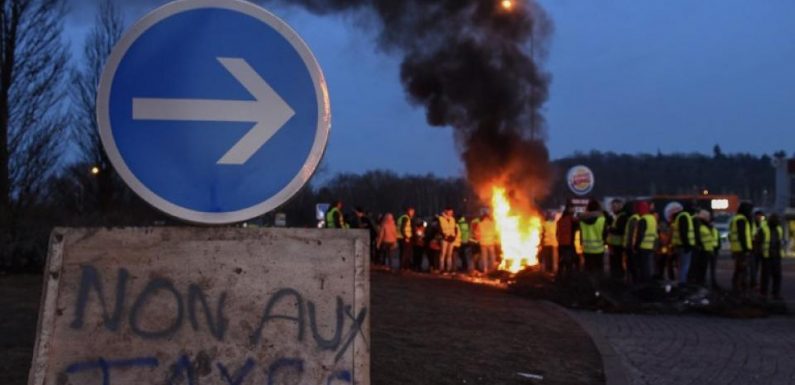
[28,227,369,385]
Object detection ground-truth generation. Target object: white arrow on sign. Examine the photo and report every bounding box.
[132,57,295,165]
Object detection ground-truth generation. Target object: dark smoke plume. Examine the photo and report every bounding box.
[270,0,553,210]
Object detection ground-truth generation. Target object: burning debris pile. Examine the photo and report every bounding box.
[491,187,542,272]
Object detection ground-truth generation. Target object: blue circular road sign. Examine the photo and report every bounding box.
[98,0,330,224]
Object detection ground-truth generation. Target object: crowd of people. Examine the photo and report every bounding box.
[324,197,788,300]
[324,201,502,275]
[547,199,787,300]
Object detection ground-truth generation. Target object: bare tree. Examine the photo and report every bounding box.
[71,0,124,212]
[0,0,70,265]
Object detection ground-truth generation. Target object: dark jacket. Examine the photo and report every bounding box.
[356,215,377,241]
[556,213,576,247]
[609,212,628,240]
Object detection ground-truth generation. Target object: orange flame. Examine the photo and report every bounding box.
[492,186,542,273]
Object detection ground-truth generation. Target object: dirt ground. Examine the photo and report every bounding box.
[370,270,604,385]
[0,271,604,385]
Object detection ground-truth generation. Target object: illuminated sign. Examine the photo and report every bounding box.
[566,165,595,196]
[711,199,730,210]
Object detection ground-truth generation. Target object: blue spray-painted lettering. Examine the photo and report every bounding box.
[188,283,228,341]
[250,288,305,345]
[70,266,129,331]
[308,297,344,351]
[129,277,184,339]
[65,357,158,385]
[335,306,368,363]
[326,370,352,385]
[266,358,304,385]
[217,358,255,385]
[167,354,197,385]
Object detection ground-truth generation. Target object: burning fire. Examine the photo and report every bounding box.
[491,187,542,273]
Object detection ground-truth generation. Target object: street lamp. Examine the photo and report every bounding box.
[501,0,514,11]
[91,166,100,175]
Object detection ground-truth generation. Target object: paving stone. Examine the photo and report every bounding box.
[573,311,795,385]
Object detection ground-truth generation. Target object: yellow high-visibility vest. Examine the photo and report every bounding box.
[439,215,457,238]
[397,214,412,239]
[580,216,606,254]
[325,207,343,228]
[623,214,640,249]
[759,222,784,258]
[671,211,695,247]
[459,219,470,243]
[639,214,658,251]
[729,214,752,253]
[607,212,626,247]
[542,220,558,247]
[699,223,718,253]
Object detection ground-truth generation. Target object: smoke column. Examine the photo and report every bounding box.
[269,0,553,211]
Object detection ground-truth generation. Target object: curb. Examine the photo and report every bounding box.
[544,302,630,385]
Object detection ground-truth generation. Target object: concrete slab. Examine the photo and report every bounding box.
[28,227,370,385]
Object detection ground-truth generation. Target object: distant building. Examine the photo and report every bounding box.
[773,154,795,256]
[773,154,794,215]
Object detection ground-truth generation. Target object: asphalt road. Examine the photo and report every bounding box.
[573,256,795,385]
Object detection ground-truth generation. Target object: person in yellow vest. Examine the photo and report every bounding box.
[396,207,415,271]
[453,220,462,271]
[628,201,657,283]
[479,212,498,274]
[789,219,795,256]
[670,202,696,285]
[579,199,607,276]
[694,210,720,288]
[438,207,458,274]
[758,214,785,300]
[540,211,558,273]
[468,216,481,274]
[607,199,628,281]
[622,202,640,283]
[730,202,754,292]
[457,217,471,272]
[325,201,346,229]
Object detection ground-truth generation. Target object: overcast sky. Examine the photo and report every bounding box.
[64,0,795,178]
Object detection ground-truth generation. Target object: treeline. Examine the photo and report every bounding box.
[281,147,778,227]
[546,146,778,207]
[278,171,480,226]
[0,1,166,271]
